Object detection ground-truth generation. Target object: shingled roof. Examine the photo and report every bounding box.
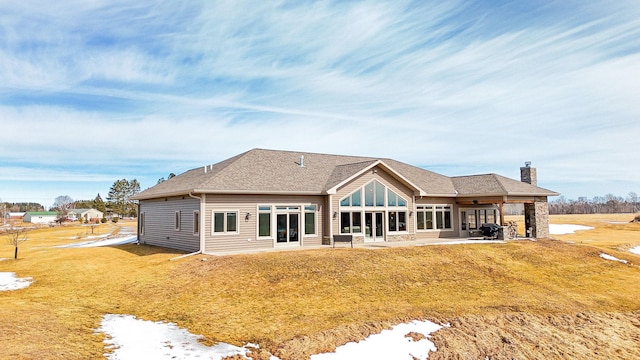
[132,149,557,200]
[451,174,559,197]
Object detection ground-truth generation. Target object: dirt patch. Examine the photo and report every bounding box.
[429,312,640,360]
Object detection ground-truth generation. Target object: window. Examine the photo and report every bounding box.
[193,211,199,235]
[351,189,361,207]
[352,212,362,233]
[139,212,145,235]
[388,191,397,206]
[304,205,316,235]
[340,211,362,234]
[212,211,238,234]
[375,182,385,206]
[340,189,362,207]
[389,212,397,231]
[417,205,452,230]
[398,211,407,231]
[388,211,407,232]
[175,211,181,231]
[465,209,497,229]
[363,180,386,207]
[258,206,271,237]
[387,189,407,207]
[340,212,350,233]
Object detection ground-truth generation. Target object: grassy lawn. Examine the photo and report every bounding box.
[1,216,639,359]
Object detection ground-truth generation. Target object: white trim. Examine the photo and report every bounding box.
[256,205,273,240]
[201,194,206,251]
[211,210,240,236]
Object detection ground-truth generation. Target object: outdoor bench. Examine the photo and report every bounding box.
[333,234,353,248]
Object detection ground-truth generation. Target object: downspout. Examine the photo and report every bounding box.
[188,192,204,255]
[328,194,333,246]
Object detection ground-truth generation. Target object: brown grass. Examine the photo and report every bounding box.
[1,216,639,359]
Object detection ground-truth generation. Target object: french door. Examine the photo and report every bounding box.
[364,212,384,242]
[276,213,299,244]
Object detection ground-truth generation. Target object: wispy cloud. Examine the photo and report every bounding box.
[0,0,639,205]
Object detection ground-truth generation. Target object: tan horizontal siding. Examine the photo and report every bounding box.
[203,194,325,253]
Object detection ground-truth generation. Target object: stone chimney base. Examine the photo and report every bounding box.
[524,200,550,238]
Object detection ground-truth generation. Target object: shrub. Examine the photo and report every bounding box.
[111,217,119,223]
[101,217,107,223]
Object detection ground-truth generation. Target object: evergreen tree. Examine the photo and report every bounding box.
[93,193,106,213]
[107,179,140,217]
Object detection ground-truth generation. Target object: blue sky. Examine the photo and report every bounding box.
[1,0,639,208]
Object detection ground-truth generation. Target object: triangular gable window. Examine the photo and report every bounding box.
[387,189,407,207]
[340,189,362,207]
[340,180,406,208]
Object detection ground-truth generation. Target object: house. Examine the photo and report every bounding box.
[7,212,26,220]
[68,209,104,223]
[131,149,558,253]
[23,211,58,224]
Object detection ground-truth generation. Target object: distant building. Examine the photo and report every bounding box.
[68,209,104,223]
[24,211,58,224]
[7,212,27,220]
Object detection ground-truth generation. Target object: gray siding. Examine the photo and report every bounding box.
[139,196,200,252]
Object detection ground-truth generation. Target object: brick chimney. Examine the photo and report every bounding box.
[520,161,537,186]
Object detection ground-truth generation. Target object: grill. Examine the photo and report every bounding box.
[479,223,500,239]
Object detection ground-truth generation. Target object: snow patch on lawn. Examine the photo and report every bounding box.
[97,314,256,360]
[58,235,137,248]
[549,224,594,235]
[310,320,446,360]
[629,246,640,255]
[97,315,446,360]
[599,253,627,264]
[0,272,33,291]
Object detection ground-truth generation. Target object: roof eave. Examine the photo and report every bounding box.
[193,189,325,196]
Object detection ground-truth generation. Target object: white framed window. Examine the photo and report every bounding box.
[258,206,271,238]
[304,205,317,236]
[174,211,181,231]
[139,212,145,235]
[340,211,362,234]
[193,211,200,236]
[416,205,452,230]
[388,211,407,232]
[212,211,238,234]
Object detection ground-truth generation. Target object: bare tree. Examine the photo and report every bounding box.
[5,226,29,259]
[1,197,5,226]
[53,195,74,222]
